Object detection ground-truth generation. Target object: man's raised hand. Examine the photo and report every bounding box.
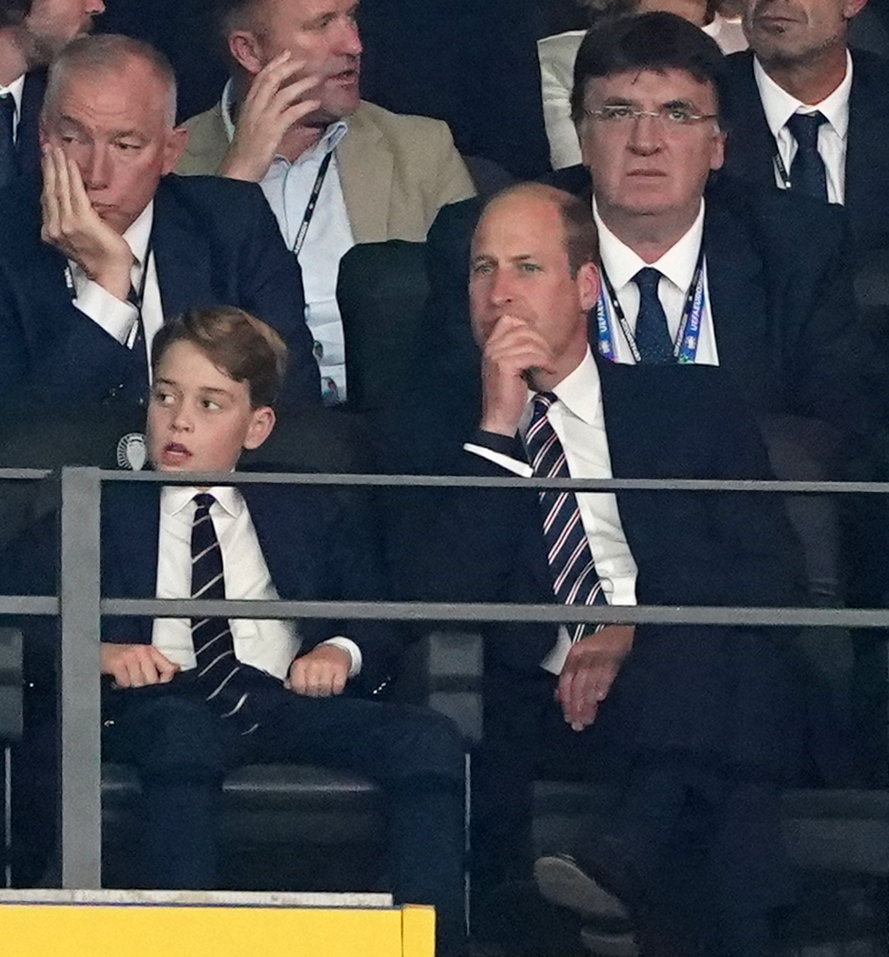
[479,315,558,437]
[40,145,133,301]
[220,52,322,182]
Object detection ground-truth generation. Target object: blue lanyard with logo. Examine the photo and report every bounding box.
[595,246,706,365]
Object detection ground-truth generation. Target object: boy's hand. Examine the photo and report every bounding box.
[40,146,134,301]
[100,643,180,688]
[556,625,635,731]
[286,645,350,697]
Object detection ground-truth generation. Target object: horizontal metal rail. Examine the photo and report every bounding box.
[95,599,889,630]
[97,468,889,495]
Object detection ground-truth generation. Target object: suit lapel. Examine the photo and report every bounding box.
[103,481,161,643]
[702,199,769,392]
[151,177,215,321]
[241,484,308,600]
[337,107,393,244]
[724,53,778,189]
[843,52,889,250]
[16,70,45,177]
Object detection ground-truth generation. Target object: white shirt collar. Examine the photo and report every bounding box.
[0,74,25,127]
[593,198,705,295]
[122,200,154,269]
[546,347,602,428]
[220,77,348,159]
[753,49,853,140]
[161,482,244,520]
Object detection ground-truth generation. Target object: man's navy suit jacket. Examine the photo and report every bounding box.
[721,49,889,258]
[392,353,811,780]
[0,173,320,407]
[100,478,404,699]
[425,173,871,439]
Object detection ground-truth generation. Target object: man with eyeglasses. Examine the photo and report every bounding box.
[551,11,873,619]
[561,12,869,427]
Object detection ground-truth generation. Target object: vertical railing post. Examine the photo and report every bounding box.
[58,466,102,888]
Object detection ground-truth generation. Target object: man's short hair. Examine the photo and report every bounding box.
[43,34,179,126]
[214,0,264,38]
[570,11,727,127]
[0,0,30,30]
[151,307,289,408]
[484,183,599,278]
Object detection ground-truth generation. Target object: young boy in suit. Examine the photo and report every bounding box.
[16,306,466,955]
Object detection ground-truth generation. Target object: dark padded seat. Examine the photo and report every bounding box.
[102,763,384,845]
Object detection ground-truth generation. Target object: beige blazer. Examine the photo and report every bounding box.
[176,99,475,244]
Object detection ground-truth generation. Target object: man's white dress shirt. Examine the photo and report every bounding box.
[151,485,362,680]
[754,51,852,205]
[593,200,719,366]
[222,80,354,404]
[69,200,163,380]
[465,349,638,674]
[0,74,25,141]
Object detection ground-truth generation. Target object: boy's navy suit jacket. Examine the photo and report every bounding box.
[100,478,403,699]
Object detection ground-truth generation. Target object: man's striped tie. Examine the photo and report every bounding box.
[190,493,259,734]
[523,393,607,642]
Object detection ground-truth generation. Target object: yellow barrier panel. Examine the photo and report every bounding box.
[0,892,435,957]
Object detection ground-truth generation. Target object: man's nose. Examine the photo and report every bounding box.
[489,271,515,305]
[627,112,664,153]
[81,144,110,189]
[338,17,362,56]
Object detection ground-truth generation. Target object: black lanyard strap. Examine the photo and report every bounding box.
[291,150,333,257]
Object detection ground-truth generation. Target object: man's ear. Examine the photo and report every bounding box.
[243,406,276,451]
[577,261,600,313]
[162,125,189,174]
[228,30,264,76]
[843,0,869,19]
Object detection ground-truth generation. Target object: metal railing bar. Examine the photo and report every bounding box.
[96,469,889,494]
[98,598,889,630]
[58,467,102,889]
[0,596,58,615]
[0,469,52,480]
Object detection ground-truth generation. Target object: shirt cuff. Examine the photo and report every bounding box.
[320,636,362,678]
[464,430,532,477]
[74,279,138,344]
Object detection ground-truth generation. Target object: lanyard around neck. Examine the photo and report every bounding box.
[291,150,333,258]
[596,244,706,365]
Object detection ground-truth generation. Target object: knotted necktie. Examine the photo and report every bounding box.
[524,393,607,643]
[190,493,260,734]
[785,111,828,202]
[633,267,673,364]
[0,94,16,190]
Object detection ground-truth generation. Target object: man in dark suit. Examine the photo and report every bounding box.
[721,0,889,257]
[395,182,811,957]
[0,33,321,407]
[0,0,103,187]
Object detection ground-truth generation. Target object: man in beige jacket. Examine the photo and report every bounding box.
[177,0,474,403]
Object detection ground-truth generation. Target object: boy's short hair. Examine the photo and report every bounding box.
[150,306,288,408]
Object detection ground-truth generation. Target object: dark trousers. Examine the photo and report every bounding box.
[99,687,466,957]
[472,669,794,957]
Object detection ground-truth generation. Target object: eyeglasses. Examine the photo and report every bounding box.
[585,104,719,130]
